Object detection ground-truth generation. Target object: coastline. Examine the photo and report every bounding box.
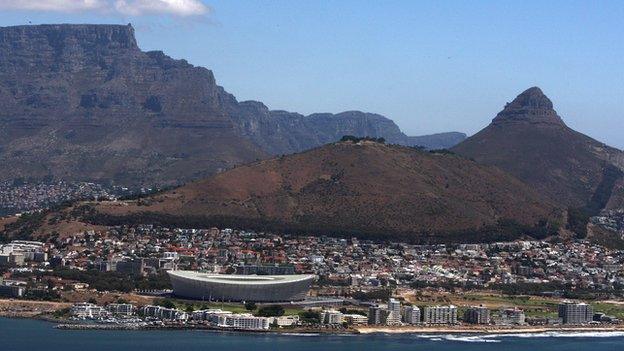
[355,325,624,335]
[4,313,624,337]
[3,298,624,337]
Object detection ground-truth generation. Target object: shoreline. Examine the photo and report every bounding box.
[4,314,624,336]
[355,325,624,335]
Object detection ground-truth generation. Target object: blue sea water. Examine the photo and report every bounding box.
[1,317,624,351]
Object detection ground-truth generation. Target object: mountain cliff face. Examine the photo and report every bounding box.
[452,87,624,210]
[231,103,464,155]
[0,24,464,186]
[91,141,561,243]
[0,24,268,185]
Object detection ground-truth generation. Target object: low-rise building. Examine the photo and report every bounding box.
[70,303,109,319]
[495,308,526,326]
[217,313,269,330]
[321,310,343,325]
[343,314,368,325]
[269,315,300,327]
[106,303,134,316]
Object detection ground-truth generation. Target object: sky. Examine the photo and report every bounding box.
[0,0,623,148]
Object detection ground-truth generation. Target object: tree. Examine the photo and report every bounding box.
[244,301,257,311]
[298,310,321,324]
[256,305,285,317]
[155,298,176,309]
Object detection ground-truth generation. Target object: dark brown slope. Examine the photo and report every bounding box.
[452,87,624,210]
[92,141,561,243]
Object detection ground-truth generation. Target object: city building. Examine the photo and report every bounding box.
[268,315,300,327]
[106,303,134,316]
[343,314,368,325]
[403,305,421,325]
[423,305,458,324]
[217,313,270,330]
[496,308,526,326]
[0,283,25,298]
[388,298,401,317]
[321,310,343,325]
[70,303,109,319]
[140,305,187,320]
[235,264,295,275]
[464,306,490,324]
[558,302,594,325]
[368,306,383,325]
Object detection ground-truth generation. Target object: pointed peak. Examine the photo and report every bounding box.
[492,87,564,126]
[507,86,553,110]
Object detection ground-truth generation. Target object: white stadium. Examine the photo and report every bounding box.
[167,271,316,302]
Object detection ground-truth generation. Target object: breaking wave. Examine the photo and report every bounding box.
[412,331,624,343]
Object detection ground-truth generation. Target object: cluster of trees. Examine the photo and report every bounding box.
[47,269,171,293]
[340,135,386,144]
[298,310,321,324]
[351,289,393,301]
[255,305,285,317]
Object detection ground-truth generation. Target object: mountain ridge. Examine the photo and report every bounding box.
[453,87,624,211]
[82,141,562,243]
[0,23,465,186]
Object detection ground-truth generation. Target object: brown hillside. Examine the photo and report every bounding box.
[93,141,561,242]
[452,87,624,210]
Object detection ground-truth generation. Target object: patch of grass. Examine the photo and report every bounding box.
[591,303,624,319]
[162,299,303,315]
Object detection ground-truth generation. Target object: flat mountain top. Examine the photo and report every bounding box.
[91,141,561,243]
[0,24,464,187]
[453,87,624,210]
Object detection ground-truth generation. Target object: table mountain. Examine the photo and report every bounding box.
[452,87,624,211]
[88,141,561,243]
[0,24,464,186]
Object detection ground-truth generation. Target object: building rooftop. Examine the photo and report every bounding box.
[168,271,315,285]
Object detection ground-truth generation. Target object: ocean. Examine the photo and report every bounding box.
[1,317,624,351]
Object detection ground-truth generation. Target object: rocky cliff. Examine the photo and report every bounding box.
[0,24,464,186]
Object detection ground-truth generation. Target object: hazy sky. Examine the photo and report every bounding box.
[1,0,622,148]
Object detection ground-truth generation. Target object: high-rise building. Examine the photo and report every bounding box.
[423,305,458,324]
[403,305,421,325]
[321,310,343,324]
[464,306,490,324]
[388,298,401,317]
[558,302,594,325]
[368,306,383,325]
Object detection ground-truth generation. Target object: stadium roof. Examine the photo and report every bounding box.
[168,271,316,285]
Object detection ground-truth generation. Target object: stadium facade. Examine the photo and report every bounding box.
[167,271,316,302]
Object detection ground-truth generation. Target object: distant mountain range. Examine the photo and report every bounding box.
[0,24,465,187]
[80,87,623,243]
[2,24,623,244]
